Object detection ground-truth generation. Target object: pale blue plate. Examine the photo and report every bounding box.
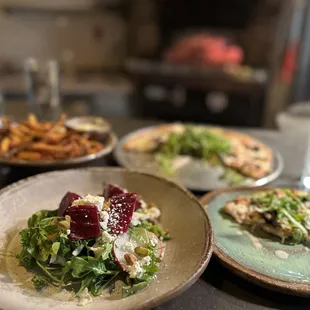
[201,187,310,296]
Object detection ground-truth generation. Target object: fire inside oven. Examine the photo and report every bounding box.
[158,0,260,68]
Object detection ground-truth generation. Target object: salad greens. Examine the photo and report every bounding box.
[17,188,169,304]
[136,221,171,241]
[156,126,230,161]
[18,210,121,295]
[250,189,310,244]
[155,126,247,185]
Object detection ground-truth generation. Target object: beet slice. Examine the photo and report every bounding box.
[103,184,125,199]
[104,184,142,211]
[58,192,81,216]
[67,205,101,241]
[108,193,137,234]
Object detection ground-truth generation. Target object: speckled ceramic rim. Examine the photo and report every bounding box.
[200,186,310,297]
[0,167,213,309]
[114,125,284,191]
[0,133,118,167]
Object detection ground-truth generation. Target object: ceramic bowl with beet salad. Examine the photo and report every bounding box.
[17,183,170,306]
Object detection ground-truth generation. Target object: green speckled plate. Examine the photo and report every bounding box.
[201,187,310,296]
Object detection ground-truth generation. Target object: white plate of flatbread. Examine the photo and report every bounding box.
[115,124,283,191]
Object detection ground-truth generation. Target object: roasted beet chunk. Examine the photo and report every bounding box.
[108,193,137,234]
[103,184,125,199]
[103,184,142,211]
[67,205,100,241]
[58,192,81,216]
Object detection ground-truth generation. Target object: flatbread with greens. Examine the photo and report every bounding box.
[223,189,310,244]
[123,124,273,180]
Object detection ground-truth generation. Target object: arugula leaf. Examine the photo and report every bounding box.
[90,272,120,296]
[122,281,149,298]
[17,249,35,269]
[70,257,89,278]
[75,274,93,298]
[137,222,171,241]
[32,275,49,290]
[90,243,112,260]
[51,242,60,255]
[28,210,58,228]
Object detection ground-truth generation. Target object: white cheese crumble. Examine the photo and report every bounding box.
[140,199,147,209]
[99,210,110,230]
[72,194,105,212]
[122,241,136,252]
[141,256,152,266]
[131,206,161,226]
[147,207,161,219]
[128,255,152,278]
[131,212,142,226]
[150,235,158,247]
[78,288,92,306]
[128,261,144,278]
[102,231,116,243]
[66,229,71,235]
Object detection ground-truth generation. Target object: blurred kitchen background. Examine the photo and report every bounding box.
[0,0,309,128]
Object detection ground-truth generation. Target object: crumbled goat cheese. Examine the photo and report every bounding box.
[142,256,152,266]
[128,261,144,278]
[78,288,92,306]
[102,231,116,243]
[66,229,71,235]
[99,210,109,230]
[147,207,161,219]
[150,235,158,247]
[140,199,147,209]
[131,206,161,226]
[72,194,104,212]
[122,241,136,252]
[128,256,152,278]
[131,212,142,226]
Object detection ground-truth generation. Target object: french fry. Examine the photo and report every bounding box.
[69,141,83,157]
[30,142,72,154]
[16,151,42,160]
[49,114,67,131]
[41,122,53,131]
[10,136,22,148]
[45,132,67,144]
[25,114,41,131]
[9,126,26,138]
[0,137,10,153]
[87,141,103,154]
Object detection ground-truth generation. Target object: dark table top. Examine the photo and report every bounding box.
[1,116,310,310]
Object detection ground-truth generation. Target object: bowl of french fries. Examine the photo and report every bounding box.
[0,114,118,167]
